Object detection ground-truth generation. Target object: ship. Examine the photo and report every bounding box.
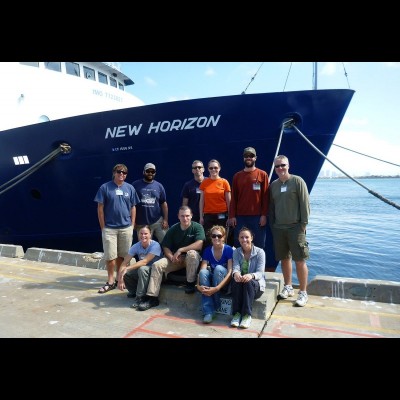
[0,62,354,266]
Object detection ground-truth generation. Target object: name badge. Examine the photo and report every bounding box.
[253,183,261,190]
[116,189,123,195]
[196,188,201,194]
[280,186,287,193]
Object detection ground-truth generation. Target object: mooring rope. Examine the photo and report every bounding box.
[286,122,400,211]
[0,143,71,196]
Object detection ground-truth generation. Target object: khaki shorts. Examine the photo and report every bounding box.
[102,226,133,261]
[272,224,309,262]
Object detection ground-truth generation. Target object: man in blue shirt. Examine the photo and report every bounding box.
[133,163,169,244]
[94,163,139,294]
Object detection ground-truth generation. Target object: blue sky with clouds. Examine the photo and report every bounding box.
[121,62,400,176]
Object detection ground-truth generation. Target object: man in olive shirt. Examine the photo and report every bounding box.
[269,155,310,307]
[137,205,205,311]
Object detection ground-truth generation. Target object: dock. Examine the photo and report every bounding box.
[0,244,399,338]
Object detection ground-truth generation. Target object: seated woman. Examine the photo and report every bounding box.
[197,225,233,324]
[117,225,163,308]
[230,226,266,329]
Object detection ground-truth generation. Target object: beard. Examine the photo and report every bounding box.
[244,160,255,168]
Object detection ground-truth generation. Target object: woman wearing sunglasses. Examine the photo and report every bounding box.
[199,159,231,247]
[197,225,233,324]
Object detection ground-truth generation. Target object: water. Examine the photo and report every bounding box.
[274,177,400,284]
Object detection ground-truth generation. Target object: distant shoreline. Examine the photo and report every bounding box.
[318,175,400,179]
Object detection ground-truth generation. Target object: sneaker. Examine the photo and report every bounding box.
[239,314,252,329]
[230,312,241,327]
[184,281,196,294]
[137,296,159,311]
[278,285,295,299]
[130,296,142,308]
[295,291,308,307]
[203,313,215,324]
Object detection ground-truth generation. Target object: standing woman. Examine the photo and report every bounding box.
[199,159,231,246]
[230,227,266,329]
[197,225,233,324]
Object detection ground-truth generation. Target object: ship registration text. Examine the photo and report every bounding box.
[105,115,221,139]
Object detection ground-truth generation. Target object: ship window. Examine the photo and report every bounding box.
[118,82,124,91]
[98,72,108,85]
[66,62,80,77]
[45,62,61,72]
[110,77,117,88]
[20,62,39,67]
[83,66,95,81]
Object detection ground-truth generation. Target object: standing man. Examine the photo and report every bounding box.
[181,160,205,222]
[133,163,169,244]
[269,155,310,307]
[137,206,205,311]
[94,163,139,294]
[228,146,269,252]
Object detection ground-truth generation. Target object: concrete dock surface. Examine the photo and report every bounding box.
[0,245,399,339]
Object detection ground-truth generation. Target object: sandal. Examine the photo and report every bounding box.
[98,281,117,294]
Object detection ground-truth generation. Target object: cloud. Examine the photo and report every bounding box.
[144,76,157,86]
[204,67,215,77]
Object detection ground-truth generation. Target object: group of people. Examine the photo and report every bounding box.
[93,148,311,328]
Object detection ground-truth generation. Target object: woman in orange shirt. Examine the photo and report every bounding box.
[199,159,231,246]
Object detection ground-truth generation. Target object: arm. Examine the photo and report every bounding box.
[97,203,105,230]
[161,201,169,229]
[182,197,189,206]
[224,190,231,215]
[130,205,136,228]
[199,191,204,225]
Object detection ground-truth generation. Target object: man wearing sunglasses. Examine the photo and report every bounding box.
[94,163,140,294]
[133,163,169,245]
[269,155,310,307]
[180,160,205,222]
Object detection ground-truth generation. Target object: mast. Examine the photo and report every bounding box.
[312,62,318,90]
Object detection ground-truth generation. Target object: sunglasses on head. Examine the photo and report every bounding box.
[116,170,127,175]
[211,234,223,239]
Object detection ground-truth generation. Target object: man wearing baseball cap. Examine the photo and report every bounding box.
[132,162,169,244]
[228,146,269,255]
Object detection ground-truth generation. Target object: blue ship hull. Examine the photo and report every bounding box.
[0,89,354,262]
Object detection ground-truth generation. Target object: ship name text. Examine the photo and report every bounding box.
[105,115,221,139]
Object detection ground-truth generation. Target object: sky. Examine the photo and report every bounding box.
[120,62,400,177]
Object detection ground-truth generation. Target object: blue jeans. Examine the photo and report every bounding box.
[199,265,228,315]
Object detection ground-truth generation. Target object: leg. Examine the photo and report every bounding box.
[280,258,293,286]
[146,257,185,297]
[185,250,201,283]
[184,250,201,293]
[295,260,308,292]
[212,265,228,310]
[199,268,214,315]
[240,279,258,316]
[150,217,166,244]
[124,268,139,296]
[136,265,151,298]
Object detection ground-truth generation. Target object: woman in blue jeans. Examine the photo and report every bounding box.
[197,225,233,324]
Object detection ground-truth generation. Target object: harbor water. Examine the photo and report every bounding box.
[274,177,400,284]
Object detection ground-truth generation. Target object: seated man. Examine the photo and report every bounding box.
[137,205,205,311]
